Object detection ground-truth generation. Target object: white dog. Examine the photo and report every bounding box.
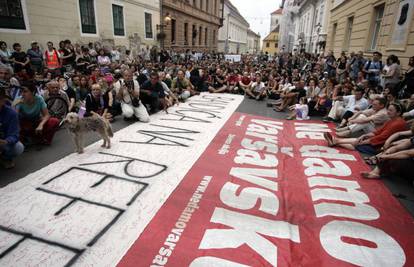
[64,112,113,154]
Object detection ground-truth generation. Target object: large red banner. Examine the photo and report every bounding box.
[118,113,414,267]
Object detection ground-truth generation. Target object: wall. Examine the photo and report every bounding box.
[0,0,160,52]
[326,0,414,69]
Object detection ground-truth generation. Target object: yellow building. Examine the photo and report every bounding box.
[0,0,160,53]
[326,0,414,69]
[262,25,279,55]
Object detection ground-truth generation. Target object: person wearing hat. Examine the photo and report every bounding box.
[0,88,24,169]
[27,41,43,75]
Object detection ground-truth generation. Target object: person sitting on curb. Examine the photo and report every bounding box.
[0,88,24,169]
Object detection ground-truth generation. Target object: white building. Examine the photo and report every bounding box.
[217,0,250,54]
[279,0,330,54]
[247,29,261,54]
[270,8,283,31]
[0,0,160,55]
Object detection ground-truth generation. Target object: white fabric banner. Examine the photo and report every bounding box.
[0,93,243,267]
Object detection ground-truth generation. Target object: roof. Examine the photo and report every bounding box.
[225,0,250,27]
[247,28,260,38]
[271,8,283,15]
[263,25,280,41]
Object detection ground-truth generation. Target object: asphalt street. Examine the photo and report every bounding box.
[1,97,413,216]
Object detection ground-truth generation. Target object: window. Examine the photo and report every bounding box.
[212,29,216,45]
[112,4,124,36]
[0,0,26,30]
[344,16,353,50]
[205,27,208,46]
[200,0,203,10]
[192,24,196,46]
[275,42,278,48]
[184,23,189,45]
[370,4,384,51]
[145,12,153,39]
[199,26,202,45]
[79,0,96,34]
[331,23,337,49]
[266,42,270,48]
[206,0,209,12]
[171,19,176,43]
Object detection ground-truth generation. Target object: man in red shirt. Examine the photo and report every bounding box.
[227,69,240,94]
[239,71,252,95]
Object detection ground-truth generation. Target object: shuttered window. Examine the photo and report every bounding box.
[79,0,96,34]
[112,4,124,36]
[0,0,26,30]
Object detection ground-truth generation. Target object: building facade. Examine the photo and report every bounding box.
[270,8,283,31]
[217,0,249,54]
[262,25,280,55]
[161,0,223,52]
[0,0,160,54]
[247,29,261,54]
[278,0,330,54]
[326,0,414,68]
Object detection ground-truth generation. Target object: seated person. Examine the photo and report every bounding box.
[43,81,70,120]
[286,97,309,120]
[227,69,241,94]
[361,124,414,180]
[274,80,307,111]
[238,72,252,93]
[324,103,407,155]
[114,69,149,122]
[171,70,192,102]
[159,72,179,109]
[58,77,76,112]
[85,83,112,120]
[0,88,24,168]
[15,83,60,145]
[140,72,167,113]
[336,97,389,137]
[209,69,227,93]
[324,87,369,126]
[245,74,267,100]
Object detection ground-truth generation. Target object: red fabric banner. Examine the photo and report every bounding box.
[118,113,414,267]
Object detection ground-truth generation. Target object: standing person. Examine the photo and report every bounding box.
[349,51,366,82]
[382,54,401,93]
[10,43,30,74]
[15,82,60,145]
[114,70,149,122]
[336,54,348,83]
[0,88,24,169]
[400,56,414,98]
[60,40,76,73]
[97,49,111,74]
[325,51,337,78]
[363,51,383,88]
[27,41,43,74]
[44,41,61,77]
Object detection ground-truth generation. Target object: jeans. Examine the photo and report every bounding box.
[1,142,24,160]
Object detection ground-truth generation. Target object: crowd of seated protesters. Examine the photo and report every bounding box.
[1,38,414,188]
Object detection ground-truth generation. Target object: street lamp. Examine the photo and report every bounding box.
[157,12,172,50]
[225,13,230,53]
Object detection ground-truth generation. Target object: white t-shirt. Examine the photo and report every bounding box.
[251,82,265,93]
[295,104,309,120]
[343,95,369,112]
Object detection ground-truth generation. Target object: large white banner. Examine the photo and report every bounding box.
[0,93,243,267]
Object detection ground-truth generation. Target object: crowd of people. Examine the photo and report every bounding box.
[0,39,413,185]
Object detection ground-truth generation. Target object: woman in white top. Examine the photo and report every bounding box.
[97,49,111,74]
